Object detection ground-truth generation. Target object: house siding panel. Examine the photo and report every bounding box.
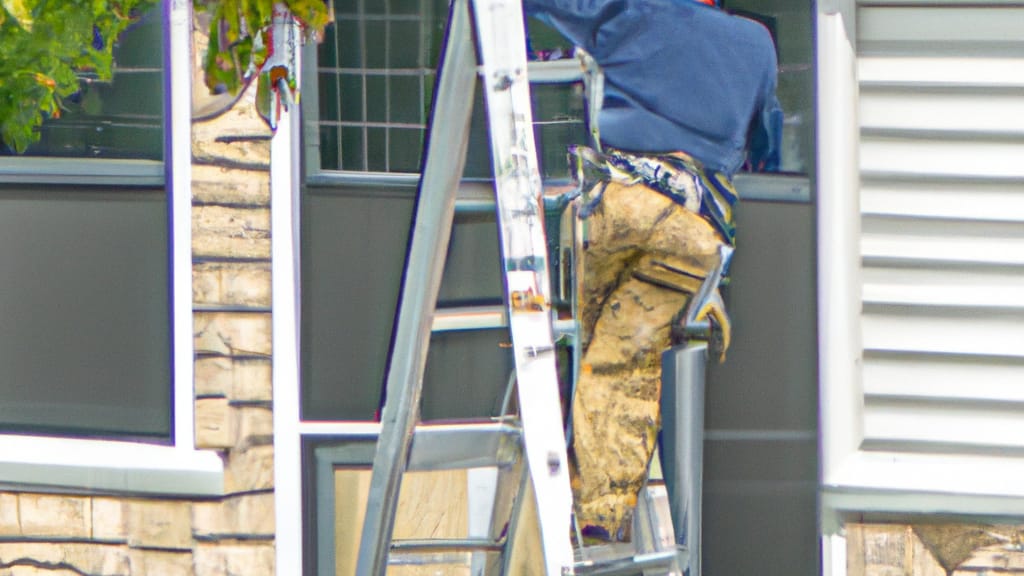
[856,2,1024,454]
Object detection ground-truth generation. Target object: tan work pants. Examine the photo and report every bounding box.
[571,179,727,541]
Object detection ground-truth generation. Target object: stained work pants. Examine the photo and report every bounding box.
[570,177,731,541]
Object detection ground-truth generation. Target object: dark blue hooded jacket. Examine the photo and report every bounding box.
[525,0,782,176]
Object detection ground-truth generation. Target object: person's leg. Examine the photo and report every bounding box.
[571,180,726,541]
[572,275,689,540]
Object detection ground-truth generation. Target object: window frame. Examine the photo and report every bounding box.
[0,0,222,497]
[817,3,1024,573]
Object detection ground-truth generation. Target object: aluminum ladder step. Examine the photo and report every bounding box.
[574,550,682,576]
[407,421,521,472]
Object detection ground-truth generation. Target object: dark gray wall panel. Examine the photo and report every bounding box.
[704,200,819,574]
[302,190,414,421]
[302,190,510,421]
[706,202,818,431]
[0,187,170,439]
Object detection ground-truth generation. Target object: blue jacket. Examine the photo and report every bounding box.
[525,0,782,176]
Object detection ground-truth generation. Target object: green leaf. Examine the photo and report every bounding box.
[0,0,158,153]
[1,0,35,30]
[289,0,331,31]
[255,70,274,129]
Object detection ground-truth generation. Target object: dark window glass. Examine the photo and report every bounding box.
[301,190,413,421]
[721,0,814,174]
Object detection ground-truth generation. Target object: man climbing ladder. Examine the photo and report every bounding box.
[525,0,783,542]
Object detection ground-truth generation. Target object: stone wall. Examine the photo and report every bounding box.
[0,28,276,576]
[0,494,273,575]
[847,523,1024,575]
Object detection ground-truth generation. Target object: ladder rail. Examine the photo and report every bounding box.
[354,0,478,572]
[472,0,575,572]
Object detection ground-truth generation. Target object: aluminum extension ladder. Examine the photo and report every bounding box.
[354,0,711,573]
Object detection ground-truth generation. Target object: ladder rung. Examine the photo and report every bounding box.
[408,421,521,472]
[391,537,505,554]
[574,550,681,576]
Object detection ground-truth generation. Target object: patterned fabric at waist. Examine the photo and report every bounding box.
[569,145,739,245]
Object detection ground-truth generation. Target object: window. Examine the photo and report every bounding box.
[0,1,221,496]
[0,187,170,439]
[285,0,820,572]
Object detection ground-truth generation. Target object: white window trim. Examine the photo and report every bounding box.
[272,16,305,575]
[818,6,1024,572]
[0,157,164,187]
[0,0,222,498]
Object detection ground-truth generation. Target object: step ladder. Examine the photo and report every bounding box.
[354,0,711,573]
[354,0,572,573]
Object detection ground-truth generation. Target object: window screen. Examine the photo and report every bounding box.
[314,0,587,180]
[316,0,445,172]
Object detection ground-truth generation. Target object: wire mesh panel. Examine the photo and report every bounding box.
[317,0,445,172]
[313,0,586,178]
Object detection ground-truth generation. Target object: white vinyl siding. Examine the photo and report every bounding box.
[856,3,1024,455]
[818,0,1024,526]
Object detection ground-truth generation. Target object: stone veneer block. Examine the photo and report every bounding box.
[223,444,274,494]
[194,357,272,402]
[91,497,127,542]
[192,206,271,260]
[193,261,272,309]
[843,523,1024,576]
[231,359,272,402]
[0,542,130,575]
[235,406,274,450]
[126,500,193,550]
[194,312,272,357]
[193,542,275,576]
[192,492,274,539]
[194,356,234,398]
[4,566,84,575]
[195,397,234,450]
[191,86,271,170]
[128,548,194,576]
[0,493,19,536]
[18,494,90,538]
[191,164,270,206]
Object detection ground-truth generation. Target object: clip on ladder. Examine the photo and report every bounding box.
[355,0,574,574]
